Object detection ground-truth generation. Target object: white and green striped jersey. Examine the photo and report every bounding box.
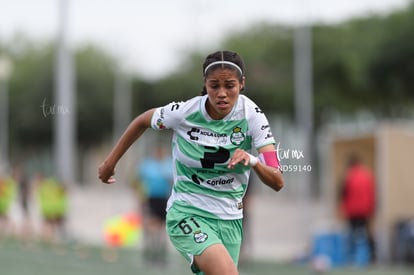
[150,94,275,220]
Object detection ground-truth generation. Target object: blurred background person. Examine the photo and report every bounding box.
[0,173,17,239]
[34,174,69,244]
[136,145,173,265]
[12,164,33,240]
[339,154,376,266]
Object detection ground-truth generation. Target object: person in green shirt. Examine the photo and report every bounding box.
[35,175,68,242]
[0,175,16,237]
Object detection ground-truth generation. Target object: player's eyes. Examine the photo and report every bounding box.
[207,83,236,90]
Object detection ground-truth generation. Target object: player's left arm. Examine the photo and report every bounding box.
[227,100,284,191]
[252,145,284,192]
[228,144,284,192]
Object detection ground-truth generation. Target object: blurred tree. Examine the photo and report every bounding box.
[7,37,54,150]
[143,24,295,116]
[313,2,414,120]
[367,2,414,115]
[141,52,207,106]
[75,45,116,147]
[312,17,386,117]
[5,36,118,154]
[223,24,294,116]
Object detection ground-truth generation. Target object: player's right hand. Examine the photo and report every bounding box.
[98,161,116,184]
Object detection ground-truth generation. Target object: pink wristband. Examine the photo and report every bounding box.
[258,151,280,168]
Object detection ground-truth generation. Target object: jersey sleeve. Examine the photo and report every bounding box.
[150,101,184,130]
[248,105,276,149]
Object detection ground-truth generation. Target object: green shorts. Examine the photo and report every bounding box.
[166,206,243,274]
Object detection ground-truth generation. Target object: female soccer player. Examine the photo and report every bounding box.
[99,50,284,275]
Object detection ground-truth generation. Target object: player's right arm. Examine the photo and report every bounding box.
[98,108,156,184]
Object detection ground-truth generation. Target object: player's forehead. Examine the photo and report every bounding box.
[205,68,240,82]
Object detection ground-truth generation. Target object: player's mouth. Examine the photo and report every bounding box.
[216,101,229,109]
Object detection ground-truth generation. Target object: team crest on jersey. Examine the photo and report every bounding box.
[230,127,245,145]
[193,230,208,243]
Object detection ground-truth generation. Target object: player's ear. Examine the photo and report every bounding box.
[240,76,246,91]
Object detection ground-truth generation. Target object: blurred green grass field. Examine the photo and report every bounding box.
[0,239,412,275]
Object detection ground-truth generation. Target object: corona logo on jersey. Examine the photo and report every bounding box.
[206,177,234,186]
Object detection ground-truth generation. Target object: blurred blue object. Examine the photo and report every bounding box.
[393,219,414,264]
[312,230,373,268]
[312,231,348,267]
[353,229,370,267]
